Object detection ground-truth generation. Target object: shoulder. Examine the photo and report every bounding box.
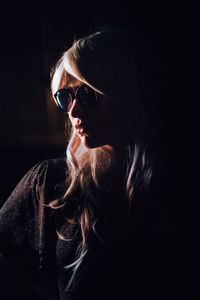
[23,156,67,188]
[0,156,67,211]
[22,156,67,202]
[0,156,67,247]
[27,156,67,182]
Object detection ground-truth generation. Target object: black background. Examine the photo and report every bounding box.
[0,0,199,298]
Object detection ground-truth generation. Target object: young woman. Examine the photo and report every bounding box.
[0,28,173,299]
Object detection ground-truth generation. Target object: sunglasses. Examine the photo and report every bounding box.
[53,85,99,112]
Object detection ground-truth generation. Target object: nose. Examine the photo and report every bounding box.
[69,99,86,118]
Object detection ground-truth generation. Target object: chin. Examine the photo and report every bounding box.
[81,135,103,149]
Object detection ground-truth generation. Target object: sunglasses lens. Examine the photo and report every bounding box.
[76,86,98,108]
[54,89,72,112]
[54,85,98,112]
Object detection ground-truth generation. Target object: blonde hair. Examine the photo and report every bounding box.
[51,29,161,289]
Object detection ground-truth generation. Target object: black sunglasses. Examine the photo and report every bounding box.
[53,85,99,112]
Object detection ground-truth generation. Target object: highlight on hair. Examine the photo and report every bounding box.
[50,29,160,289]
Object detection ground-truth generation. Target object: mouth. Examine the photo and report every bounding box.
[76,126,92,135]
[75,121,93,136]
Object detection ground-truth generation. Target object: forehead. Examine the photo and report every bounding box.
[61,72,83,89]
[61,70,104,95]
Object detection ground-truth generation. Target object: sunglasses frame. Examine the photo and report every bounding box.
[53,85,99,112]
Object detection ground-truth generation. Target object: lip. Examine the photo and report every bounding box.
[75,122,89,129]
[76,127,91,134]
[75,122,92,135]
[75,123,91,135]
[76,128,88,135]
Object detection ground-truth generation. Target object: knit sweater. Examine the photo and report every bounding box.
[0,158,68,299]
[0,157,177,300]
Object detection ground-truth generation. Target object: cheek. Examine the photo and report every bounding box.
[94,98,114,121]
[102,106,122,128]
[94,108,122,139]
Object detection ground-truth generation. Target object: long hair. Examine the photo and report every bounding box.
[51,28,164,289]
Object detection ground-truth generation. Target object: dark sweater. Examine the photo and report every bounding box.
[0,157,182,300]
[0,158,68,299]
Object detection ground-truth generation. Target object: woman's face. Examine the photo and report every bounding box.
[68,80,123,150]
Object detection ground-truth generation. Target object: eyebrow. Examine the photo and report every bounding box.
[68,79,83,88]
